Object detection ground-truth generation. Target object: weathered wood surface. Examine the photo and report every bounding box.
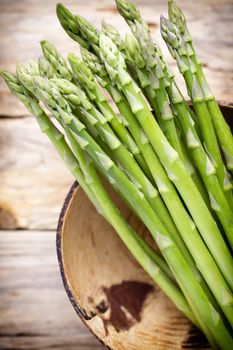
[0,231,103,349]
[0,0,233,117]
[0,117,73,230]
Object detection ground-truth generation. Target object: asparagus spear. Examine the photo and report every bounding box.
[160,17,233,214]
[0,69,179,311]
[98,33,233,292]
[30,75,233,347]
[168,0,233,172]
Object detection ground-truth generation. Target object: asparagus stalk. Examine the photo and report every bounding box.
[160,17,232,194]
[168,0,233,172]
[98,33,233,293]
[1,69,179,310]
[29,75,233,348]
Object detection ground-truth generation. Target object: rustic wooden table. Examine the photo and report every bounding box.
[0,0,232,349]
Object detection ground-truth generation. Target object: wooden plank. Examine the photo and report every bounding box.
[0,117,73,230]
[0,230,104,350]
[0,0,232,117]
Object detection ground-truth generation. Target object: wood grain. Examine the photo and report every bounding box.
[0,117,73,229]
[0,0,232,117]
[0,230,103,350]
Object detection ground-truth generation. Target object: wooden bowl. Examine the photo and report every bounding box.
[57,104,232,350]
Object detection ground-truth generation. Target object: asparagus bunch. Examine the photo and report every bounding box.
[3,68,231,348]
[1,0,233,348]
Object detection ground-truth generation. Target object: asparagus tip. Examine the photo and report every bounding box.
[56,2,71,19]
[115,0,140,21]
[0,69,14,82]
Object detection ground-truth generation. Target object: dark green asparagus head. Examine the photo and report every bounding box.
[0,69,46,117]
[124,33,145,68]
[1,70,33,110]
[160,15,191,64]
[160,15,180,58]
[101,21,123,49]
[52,78,92,111]
[40,40,72,81]
[16,61,40,93]
[99,34,132,90]
[38,57,57,79]
[80,47,109,86]
[75,15,100,55]
[160,16,179,48]
[56,3,90,49]
[33,76,74,120]
[168,0,192,42]
[99,34,124,72]
[68,53,95,91]
[115,0,141,24]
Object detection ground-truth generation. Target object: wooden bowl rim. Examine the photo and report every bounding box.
[56,102,232,350]
[56,181,110,349]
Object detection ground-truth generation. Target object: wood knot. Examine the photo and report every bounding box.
[0,204,18,229]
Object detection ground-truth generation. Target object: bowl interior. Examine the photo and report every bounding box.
[57,182,209,350]
[57,104,232,350]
